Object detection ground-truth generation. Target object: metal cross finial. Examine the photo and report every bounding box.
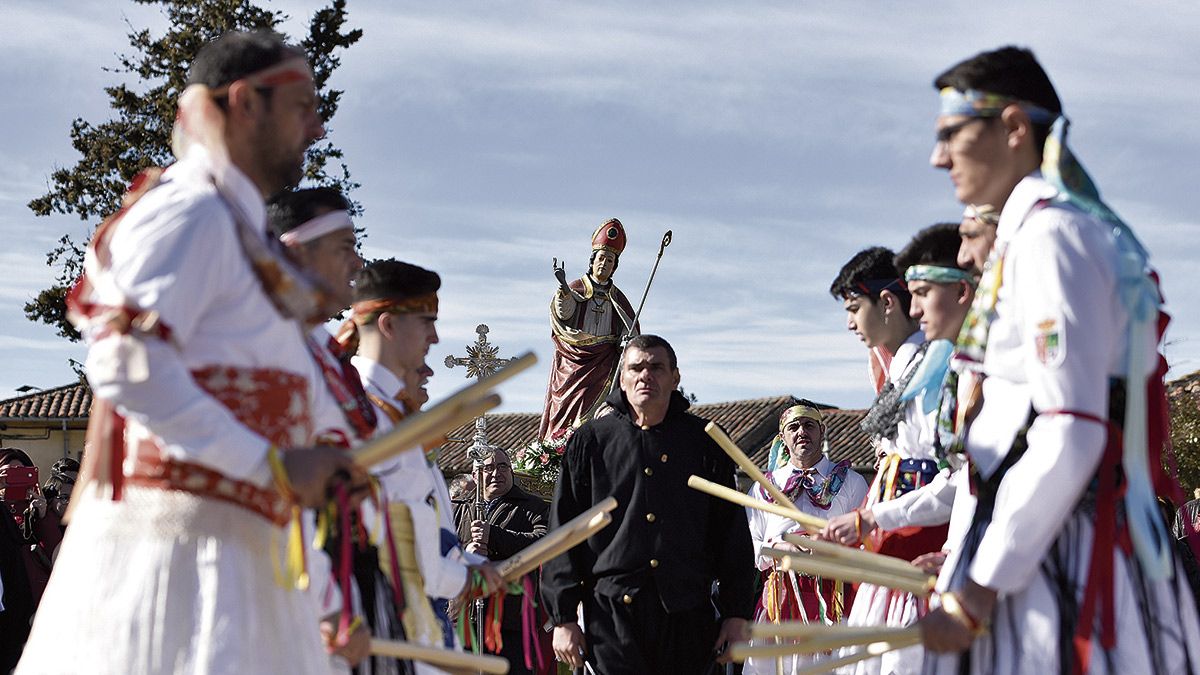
[445,323,514,456]
[444,324,514,380]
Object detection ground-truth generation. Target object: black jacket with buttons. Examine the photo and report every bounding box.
[540,388,755,625]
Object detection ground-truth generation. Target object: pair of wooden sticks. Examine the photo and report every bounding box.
[351,351,538,467]
[370,496,616,674]
[731,623,922,673]
[694,423,937,672]
[691,423,935,595]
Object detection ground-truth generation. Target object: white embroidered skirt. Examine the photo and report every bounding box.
[17,486,331,675]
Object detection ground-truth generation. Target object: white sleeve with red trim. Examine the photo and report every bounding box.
[967,205,1124,594]
[82,173,314,485]
[872,469,955,531]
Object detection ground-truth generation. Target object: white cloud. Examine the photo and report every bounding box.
[3,0,1200,411]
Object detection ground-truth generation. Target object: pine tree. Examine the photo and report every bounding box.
[25,0,362,340]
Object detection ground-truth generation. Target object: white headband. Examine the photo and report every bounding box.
[279,209,353,247]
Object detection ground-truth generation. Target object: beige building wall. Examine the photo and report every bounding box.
[0,422,86,481]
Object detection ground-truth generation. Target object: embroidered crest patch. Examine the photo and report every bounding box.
[1035,318,1064,366]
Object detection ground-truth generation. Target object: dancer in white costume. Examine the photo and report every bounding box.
[272,187,406,674]
[744,401,868,675]
[828,248,933,675]
[821,224,979,675]
[18,31,364,675]
[919,45,1200,674]
[344,259,504,675]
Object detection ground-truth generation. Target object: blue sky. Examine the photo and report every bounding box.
[2,1,1198,414]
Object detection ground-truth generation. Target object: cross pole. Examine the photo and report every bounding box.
[443,323,514,657]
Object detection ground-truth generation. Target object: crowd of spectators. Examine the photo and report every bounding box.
[0,448,78,672]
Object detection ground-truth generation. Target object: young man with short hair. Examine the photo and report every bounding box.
[919,45,1200,674]
[346,259,502,674]
[830,247,921,397]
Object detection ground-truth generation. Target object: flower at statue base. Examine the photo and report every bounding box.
[514,428,571,483]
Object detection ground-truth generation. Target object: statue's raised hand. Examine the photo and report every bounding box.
[553,258,569,290]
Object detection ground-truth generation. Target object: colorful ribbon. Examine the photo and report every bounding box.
[938,87,1057,124]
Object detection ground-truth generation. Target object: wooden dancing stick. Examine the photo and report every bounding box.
[762,548,935,596]
[781,533,931,582]
[497,496,618,582]
[789,636,923,675]
[736,625,921,655]
[704,422,803,513]
[729,628,922,670]
[352,393,501,467]
[369,638,510,673]
[751,621,903,641]
[352,351,535,467]
[686,475,825,532]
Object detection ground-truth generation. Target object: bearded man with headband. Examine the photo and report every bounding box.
[19,31,363,674]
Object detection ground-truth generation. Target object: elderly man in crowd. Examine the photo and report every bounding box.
[454,447,550,675]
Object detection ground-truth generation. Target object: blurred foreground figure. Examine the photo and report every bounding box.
[918,45,1200,674]
[18,31,360,675]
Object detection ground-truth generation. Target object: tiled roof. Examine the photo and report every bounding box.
[6,367,1198,473]
[439,396,874,474]
[1169,369,1200,401]
[815,408,874,468]
[0,381,91,420]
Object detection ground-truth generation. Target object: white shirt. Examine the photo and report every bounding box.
[747,456,870,571]
[964,173,1151,593]
[877,330,936,463]
[353,355,470,599]
[81,147,327,486]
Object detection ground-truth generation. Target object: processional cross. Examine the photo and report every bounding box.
[444,323,515,467]
[445,323,515,380]
[445,324,514,644]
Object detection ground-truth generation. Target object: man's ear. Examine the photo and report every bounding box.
[1000,104,1033,151]
[878,290,899,315]
[224,80,261,122]
[376,312,395,340]
[957,280,974,305]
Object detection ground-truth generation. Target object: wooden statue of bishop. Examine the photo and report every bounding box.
[539,218,639,440]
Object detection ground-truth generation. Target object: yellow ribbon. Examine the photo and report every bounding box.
[270,506,310,591]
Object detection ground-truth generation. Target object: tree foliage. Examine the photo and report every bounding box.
[25,0,362,340]
[1169,379,1200,497]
